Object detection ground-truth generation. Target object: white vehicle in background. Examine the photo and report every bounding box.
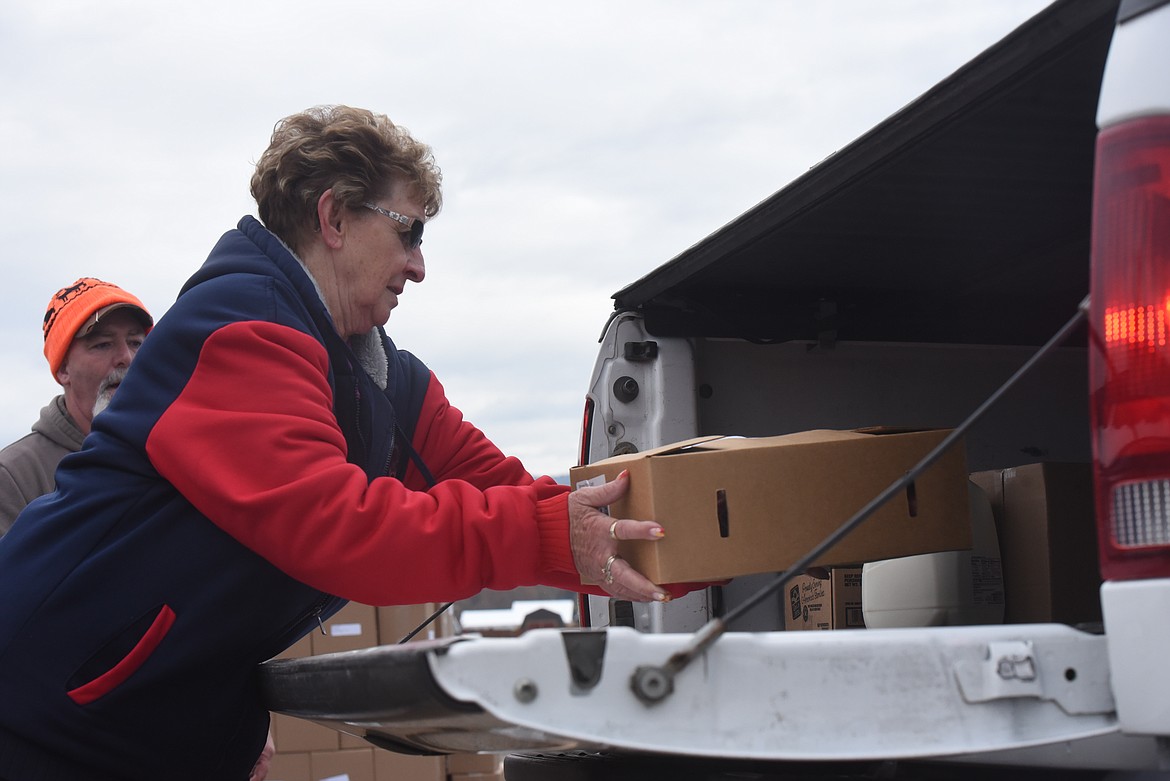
[262,0,1170,777]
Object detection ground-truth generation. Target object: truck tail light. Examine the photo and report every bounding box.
[578,396,595,468]
[1090,115,1170,581]
[577,396,596,627]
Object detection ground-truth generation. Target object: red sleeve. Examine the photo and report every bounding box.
[405,372,545,490]
[145,321,581,604]
[406,371,706,600]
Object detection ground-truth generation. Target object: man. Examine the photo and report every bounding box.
[0,277,277,780]
[0,277,152,535]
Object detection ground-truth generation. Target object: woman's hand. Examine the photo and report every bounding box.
[567,470,670,602]
[248,730,275,781]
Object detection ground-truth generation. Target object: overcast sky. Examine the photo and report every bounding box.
[0,0,1052,479]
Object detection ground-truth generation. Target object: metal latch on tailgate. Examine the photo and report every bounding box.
[953,639,1115,715]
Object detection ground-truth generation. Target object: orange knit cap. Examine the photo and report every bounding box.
[42,277,154,382]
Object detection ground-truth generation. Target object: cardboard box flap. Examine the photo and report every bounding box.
[853,426,941,436]
[583,430,936,466]
[701,429,868,450]
[639,434,728,457]
[586,435,729,467]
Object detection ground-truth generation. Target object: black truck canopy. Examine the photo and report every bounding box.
[614,0,1119,346]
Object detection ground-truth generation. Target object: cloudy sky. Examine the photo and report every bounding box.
[0,0,1052,480]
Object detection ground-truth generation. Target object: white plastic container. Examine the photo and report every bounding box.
[861,481,1004,628]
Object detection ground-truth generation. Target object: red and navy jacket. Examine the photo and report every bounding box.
[0,216,580,780]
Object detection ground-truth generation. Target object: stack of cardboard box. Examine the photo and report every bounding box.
[571,429,1101,630]
[266,602,504,781]
[782,462,1102,632]
[783,568,864,631]
[971,462,1102,626]
[267,745,501,781]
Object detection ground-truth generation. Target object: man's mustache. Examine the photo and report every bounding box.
[97,367,128,398]
[93,367,129,417]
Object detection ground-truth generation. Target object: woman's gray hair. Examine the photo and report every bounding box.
[250,105,442,252]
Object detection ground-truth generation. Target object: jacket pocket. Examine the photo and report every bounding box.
[67,604,176,705]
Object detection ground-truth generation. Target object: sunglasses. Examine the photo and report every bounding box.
[362,202,424,250]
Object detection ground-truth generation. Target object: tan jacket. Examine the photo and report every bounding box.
[0,395,84,536]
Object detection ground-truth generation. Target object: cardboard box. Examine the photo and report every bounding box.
[446,753,504,774]
[971,463,1101,626]
[377,603,444,646]
[267,752,312,781]
[784,568,864,630]
[275,633,313,660]
[372,748,447,781]
[340,729,369,750]
[272,713,339,753]
[570,429,971,583]
[312,602,379,656]
[311,747,375,781]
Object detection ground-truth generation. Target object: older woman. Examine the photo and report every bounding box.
[0,105,678,781]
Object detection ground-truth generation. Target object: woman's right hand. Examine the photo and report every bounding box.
[566,470,671,603]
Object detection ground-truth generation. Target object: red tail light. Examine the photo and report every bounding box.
[577,592,592,628]
[1090,115,1170,581]
[578,396,595,468]
[577,397,596,627]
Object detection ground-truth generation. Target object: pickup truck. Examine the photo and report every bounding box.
[260,0,1170,777]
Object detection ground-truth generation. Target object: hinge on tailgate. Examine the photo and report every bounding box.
[562,631,607,694]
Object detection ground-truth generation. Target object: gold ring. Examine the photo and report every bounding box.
[603,553,619,585]
[609,519,619,540]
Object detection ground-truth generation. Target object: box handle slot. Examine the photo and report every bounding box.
[906,480,918,517]
[716,489,730,537]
